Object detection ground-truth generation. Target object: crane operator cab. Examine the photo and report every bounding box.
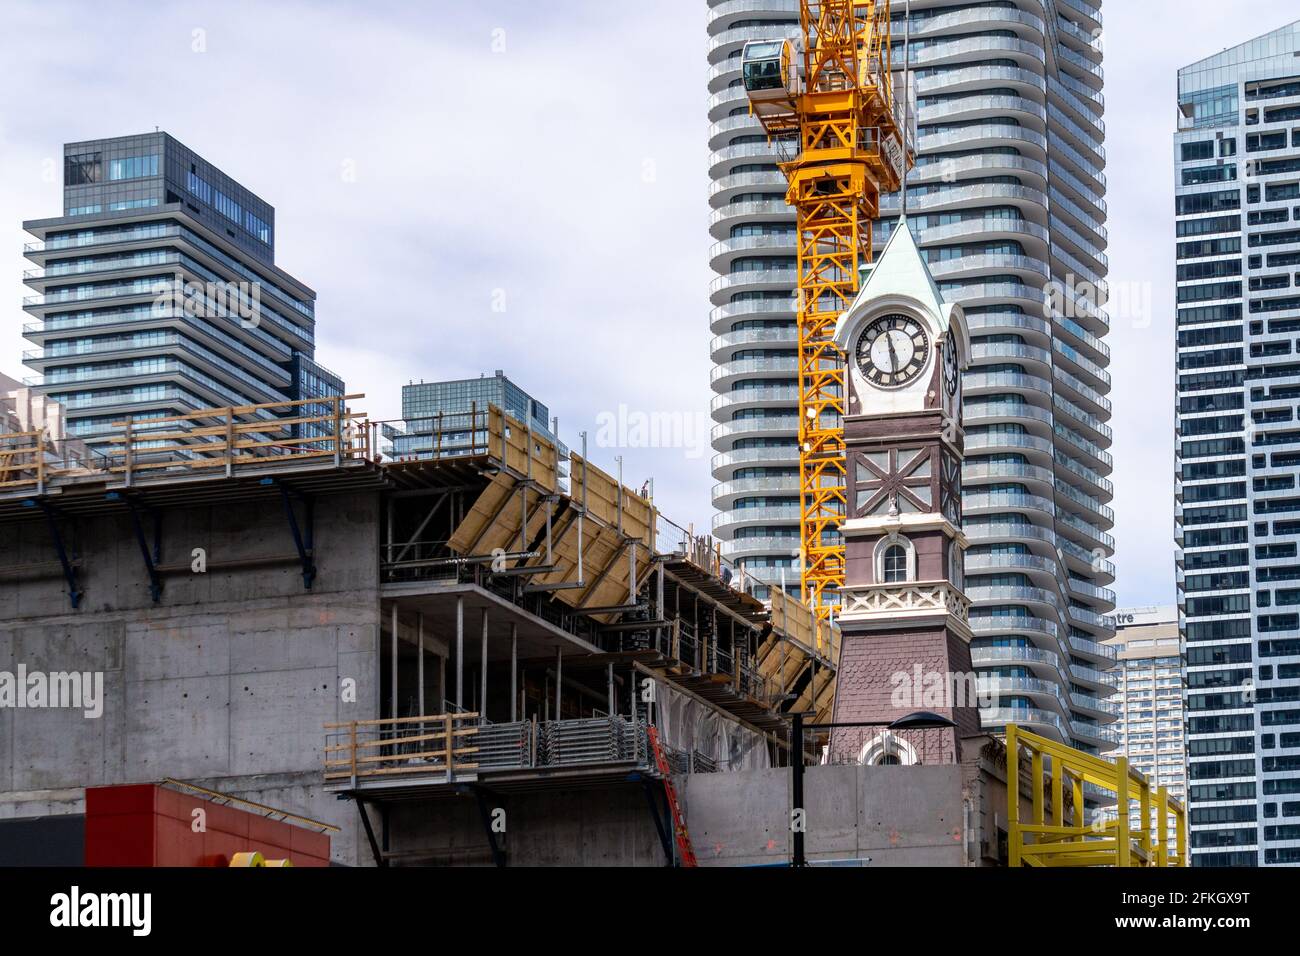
[741,39,795,100]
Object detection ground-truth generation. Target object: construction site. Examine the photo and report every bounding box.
[0,0,1186,870]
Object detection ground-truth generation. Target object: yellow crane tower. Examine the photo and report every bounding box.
[742,1,912,627]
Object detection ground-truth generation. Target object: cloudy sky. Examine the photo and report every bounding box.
[2,0,1297,609]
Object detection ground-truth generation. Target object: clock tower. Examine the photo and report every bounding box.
[828,217,981,766]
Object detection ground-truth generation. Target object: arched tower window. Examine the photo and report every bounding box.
[873,534,916,584]
[883,545,908,583]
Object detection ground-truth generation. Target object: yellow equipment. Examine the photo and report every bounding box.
[742,2,911,627]
[1006,725,1188,867]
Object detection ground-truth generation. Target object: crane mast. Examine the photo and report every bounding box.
[743,1,912,630]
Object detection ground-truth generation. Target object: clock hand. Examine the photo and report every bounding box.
[886,332,899,373]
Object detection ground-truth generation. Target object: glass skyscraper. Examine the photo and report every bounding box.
[388,371,563,462]
[1175,19,1300,867]
[707,0,1118,753]
[22,132,341,456]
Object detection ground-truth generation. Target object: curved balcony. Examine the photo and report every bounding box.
[981,706,1068,742]
[710,356,798,389]
[709,233,798,273]
[712,505,800,537]
[910,153,1051,195]
[1070,720,1119,748]
[712,475,801,509]
[908,4,1046,43]
[710,327,797,362]
[964,491,1056,522]
[965,551,1060,580]
[978,676,1071,716]
[963,462,1055,495]
[707,140,787,177]
[721,536,802,562]
[883,184,1051,223]
[1070,663,1119,694]
[710,200,795,238]
[965,432,1055,460]
[965,521,1057,549]
[706,23,801,63]
[711,386,798,418]
[927,253,1050,285]
[966,585,1060,616]
[914,215,1050,253]
[706,0,799,35]
[710,269,799,305]
[911,37,1047,79]
[965,371,1054,404]
[1070,691,1119,720]
[916,94,1047,133]
[1068,634,1116,665]
[938,280,1049,314]
[711,444,799,479]
[709,170,788,204]
[970,644,1061,673]
[709,297,797,334]
[970,614,1061,644]
[711,414,800,446]
[915,123,1047,161]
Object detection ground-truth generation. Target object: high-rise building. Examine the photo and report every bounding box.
[1175,20,1300,868]
[388,371,563,461]
[1107,607,1187,832]
[707,1,1117,751]
[21,132,340,456]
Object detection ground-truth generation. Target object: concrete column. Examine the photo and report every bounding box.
[455,596,464,711]
[389,603,398,721]
[480,608,489,724]
[510,623,518,722]
[417,611,425,719]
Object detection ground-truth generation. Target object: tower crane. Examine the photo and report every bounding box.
[742,1,913,629]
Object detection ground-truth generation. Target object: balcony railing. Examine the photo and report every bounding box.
[324,713,704,787]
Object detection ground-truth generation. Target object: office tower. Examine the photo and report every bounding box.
[389,371,563,460]
[707,1,1117,750]
[1107,607,1187,833]
[1175,20,1300,867]
[21,132,340,455]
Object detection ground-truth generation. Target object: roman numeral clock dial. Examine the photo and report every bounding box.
[854,313,930,389]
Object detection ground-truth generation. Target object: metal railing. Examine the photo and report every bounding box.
[325,714,672,785]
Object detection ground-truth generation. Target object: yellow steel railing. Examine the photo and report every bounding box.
[1007,724,1186,868]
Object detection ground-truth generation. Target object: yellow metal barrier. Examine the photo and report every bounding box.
[1006,724,1186,867]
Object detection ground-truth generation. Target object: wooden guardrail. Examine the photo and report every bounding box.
[0,394,370,496]
[323,713,481,782]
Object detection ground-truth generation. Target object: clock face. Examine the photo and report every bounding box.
[855,313,931,389]
[943,329,960,397]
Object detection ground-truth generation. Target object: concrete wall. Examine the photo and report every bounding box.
[0,489,383,866]
[384,786,665,867]
[682,764,970,866]
[376,764,971,867]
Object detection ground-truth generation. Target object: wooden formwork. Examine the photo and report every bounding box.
[761,587,840,723]
[445,409,656,621]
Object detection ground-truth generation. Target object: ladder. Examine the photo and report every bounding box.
[647,725,698,867]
